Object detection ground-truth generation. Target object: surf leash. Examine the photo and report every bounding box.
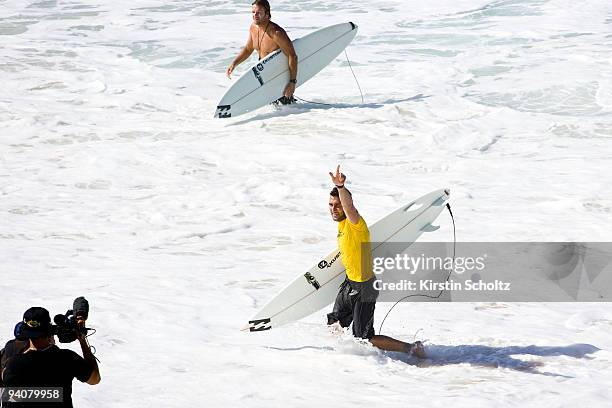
[293,47,365,106]
[344,48,364,104]
[293,95,333,106]
[378,202,456,335]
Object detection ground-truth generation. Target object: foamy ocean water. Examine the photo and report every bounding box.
[1,0,612,406]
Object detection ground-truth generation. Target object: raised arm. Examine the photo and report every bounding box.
[271,27,298,97]
[77,320,100,385]
[227,33,255,78]
[329,165,360,224]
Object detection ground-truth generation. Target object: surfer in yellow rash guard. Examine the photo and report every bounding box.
[225,0,298,103]
[326,165,426,358]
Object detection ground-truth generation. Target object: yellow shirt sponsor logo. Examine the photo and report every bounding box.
[337,216,373,282]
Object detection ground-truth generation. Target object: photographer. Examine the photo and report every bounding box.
[0,333,28,387]
[1,306,100,407]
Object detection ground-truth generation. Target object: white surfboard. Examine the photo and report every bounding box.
[214,22,358,118]
[245,189,450,332]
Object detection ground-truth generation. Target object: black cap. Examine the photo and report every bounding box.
[21,307,52,339]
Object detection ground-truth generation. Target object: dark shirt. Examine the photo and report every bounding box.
[1,339,29,386]
[1,345,93,408]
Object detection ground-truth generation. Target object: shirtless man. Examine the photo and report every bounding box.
[226,0,298,103]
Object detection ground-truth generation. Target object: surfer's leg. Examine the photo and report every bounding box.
[352,300,376,340]
[369,336,426,358]
[350,277,378,340]
[351,279,426,358]
[327,279,353,327]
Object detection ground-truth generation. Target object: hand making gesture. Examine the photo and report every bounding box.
[329,165,346,188]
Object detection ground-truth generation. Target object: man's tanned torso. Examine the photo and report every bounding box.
[250,22,286,58]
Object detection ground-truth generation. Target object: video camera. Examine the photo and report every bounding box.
[14,297,92,343]
[53,297,90,343]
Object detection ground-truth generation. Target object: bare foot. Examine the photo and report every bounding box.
[407,341,426,359]
[328,322,344,336]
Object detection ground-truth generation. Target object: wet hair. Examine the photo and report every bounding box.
[330,187,351,197]
[252,0,271,17]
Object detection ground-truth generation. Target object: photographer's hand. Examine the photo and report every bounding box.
[77,319,101,385]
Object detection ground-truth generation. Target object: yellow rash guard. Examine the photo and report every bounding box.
[337,216,374,282]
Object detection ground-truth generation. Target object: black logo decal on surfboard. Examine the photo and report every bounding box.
[216,105,231,118]
[248,318,271,332]
[252,67,264,85]
[261,50,280,66]
[304,272,321,290]
[318,252,341,269]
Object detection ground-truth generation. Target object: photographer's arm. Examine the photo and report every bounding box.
[78,333,100,385]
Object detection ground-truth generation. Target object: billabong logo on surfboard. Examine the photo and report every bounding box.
[215,105,231,118]
[248,318,271,332]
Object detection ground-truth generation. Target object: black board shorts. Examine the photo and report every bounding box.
[271,95,296,106]
[327,277,379,340]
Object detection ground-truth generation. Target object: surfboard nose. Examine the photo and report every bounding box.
[349,21,357,30]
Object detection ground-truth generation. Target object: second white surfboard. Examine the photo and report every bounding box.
[215,22,358,118]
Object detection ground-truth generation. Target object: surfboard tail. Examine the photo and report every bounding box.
[242,318,272,332]
[214,105,232,118]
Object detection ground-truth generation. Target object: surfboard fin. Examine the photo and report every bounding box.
[403,202,424,212]
[420,223,440,232]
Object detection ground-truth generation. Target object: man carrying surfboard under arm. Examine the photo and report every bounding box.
[327,165,426,358]
[226,0,298,104]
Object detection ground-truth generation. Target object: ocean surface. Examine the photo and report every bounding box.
[1,0,612,406]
